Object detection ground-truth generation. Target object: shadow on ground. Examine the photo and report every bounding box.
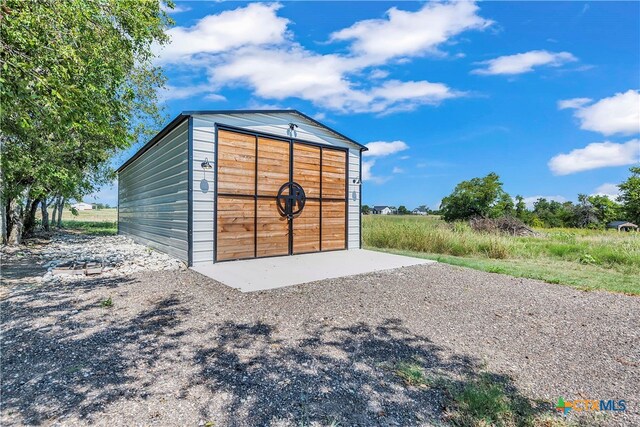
[2,273,548,426]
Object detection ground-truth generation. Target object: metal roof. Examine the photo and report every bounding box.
[607,221,638,227]
[117,110,367,173]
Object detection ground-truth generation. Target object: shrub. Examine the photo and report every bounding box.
[469,216,537,237]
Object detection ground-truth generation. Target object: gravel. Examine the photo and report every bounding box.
[3,232,186,284]
[1,234,638,426]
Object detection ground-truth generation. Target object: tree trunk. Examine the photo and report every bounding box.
[51,200,58,229]
[22,198,41,238]
[7,199,23,245]
[41,198,50,231]
[56,197,64,227]
[3,201,12,245]
[1,200,6,245]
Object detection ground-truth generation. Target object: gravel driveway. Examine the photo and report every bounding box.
[2,237,638,426]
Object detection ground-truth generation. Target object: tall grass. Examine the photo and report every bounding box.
[364,215,640,268]
[363,215,640,294]
[364,216,513,259]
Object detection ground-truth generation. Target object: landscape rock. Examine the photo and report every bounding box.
[29,232,186,283]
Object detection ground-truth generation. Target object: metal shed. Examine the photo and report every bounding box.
[117,110,366,266]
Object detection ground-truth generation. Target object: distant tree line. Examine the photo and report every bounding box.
[439,167,639,228]
[362,166,640,229]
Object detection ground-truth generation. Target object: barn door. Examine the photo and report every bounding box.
[291,142,347,254]
[215,127,347,262]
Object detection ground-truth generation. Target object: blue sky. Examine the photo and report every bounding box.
[92,1,640,209]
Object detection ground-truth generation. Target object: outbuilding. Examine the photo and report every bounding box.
[607,221,638,232]
[117,110,366,266]
[72,202,94,211]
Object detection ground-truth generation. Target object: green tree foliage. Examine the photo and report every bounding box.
[0,0,172,241]
[436,167,633,229]
[572,194,599,228]
[397,205,410,215]
[440,172,514,221]
[361,204,371,215]
[514,195,529,222]
[531,198,567,228]
[618,166,640,224]
[588,194,621,225]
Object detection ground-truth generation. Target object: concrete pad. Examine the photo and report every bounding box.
[191,249,435,292]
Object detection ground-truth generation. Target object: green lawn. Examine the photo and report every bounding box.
[43,208,118,235]
[363,215,640,295]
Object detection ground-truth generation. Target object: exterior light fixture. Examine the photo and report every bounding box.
[289,123,298,131]
[352,178,362,185]
[201,157,213,170]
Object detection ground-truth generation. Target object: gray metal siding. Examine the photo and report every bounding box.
[118,121,189,262]
[191,112,361,265]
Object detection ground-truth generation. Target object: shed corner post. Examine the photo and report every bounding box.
[359,147,363,249]
[187,116,194,267]
[116,172,120,236]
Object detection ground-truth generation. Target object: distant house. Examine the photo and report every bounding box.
[72,202,94,211]
[607,221,638,232]
[372,206,395,215]
[412,207,429,215]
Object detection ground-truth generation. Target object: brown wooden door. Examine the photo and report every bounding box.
[216,130,256,261]
[216,128,347,261]
[292,143,347,254]
[256,137,289,257]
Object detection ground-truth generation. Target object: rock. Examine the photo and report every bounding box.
[34,232,184,282]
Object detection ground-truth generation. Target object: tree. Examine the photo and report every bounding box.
[532,198,572,228]
[397,205,410,215]
[588,194,621,225]
[0,0,171,242]
[618,166,640,224]
[515,195,527,221]
[361,205,370,215]
[572,194,598,228]
[440,172,513,221]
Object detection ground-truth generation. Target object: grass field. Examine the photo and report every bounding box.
[49,208,118,236]
[363,215,640,295]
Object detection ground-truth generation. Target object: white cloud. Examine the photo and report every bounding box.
[522,195,567,209]
[313,112,326,121]
[370,69,390,79]
[362,160,375,180]
[211,46,364,111]
[363,140,409,157]
[548,139,640,175]
[557,97,592,110]
[160,2,191,14]
[570,90,640,136]
[158,84,224,102]
[330,1,491,63]
[211,46,461,113]
[472,50,577,75]
[203,93,226,102]
[362,140,409,182]
[591,183,620,200]
[369,80,461,111]
[361,160,389,183]
[158,2,481,113]
[155,3,289,63]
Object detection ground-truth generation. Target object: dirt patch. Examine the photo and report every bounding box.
[1,237,638,426]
